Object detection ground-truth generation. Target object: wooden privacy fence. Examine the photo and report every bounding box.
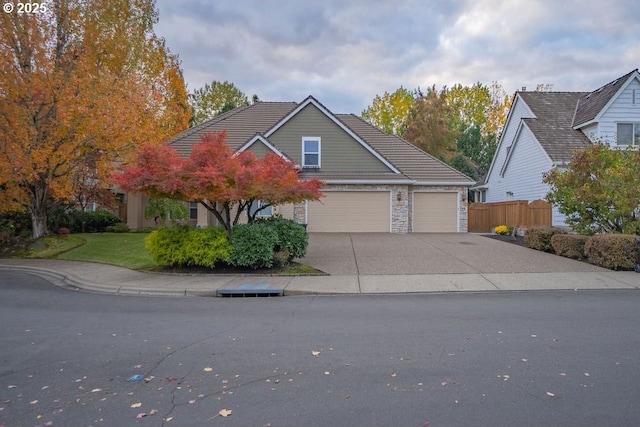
[468,199,551,233]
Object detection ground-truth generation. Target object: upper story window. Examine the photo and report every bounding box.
[302,137,321,168]
[617,123,640,146]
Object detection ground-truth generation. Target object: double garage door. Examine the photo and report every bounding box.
[307,191,390,232]
[304,191,459,233]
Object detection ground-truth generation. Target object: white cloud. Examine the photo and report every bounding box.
[155,0,640,113]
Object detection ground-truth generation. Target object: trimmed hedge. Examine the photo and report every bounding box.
[256,217,309,261]
[230,222,279,269]
[584,234,640,271]
[145,226,231,268]
[524,226,567,253]
[550,234,589,260]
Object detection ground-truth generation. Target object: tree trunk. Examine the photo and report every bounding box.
[30,204,48,239]
[29,180,50,239]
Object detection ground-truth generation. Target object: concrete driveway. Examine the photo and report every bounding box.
[300,233,608,276]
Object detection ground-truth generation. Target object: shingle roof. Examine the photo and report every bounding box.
[572,69,638,127]
[517,92,591,163]
[166,99,475,185]
[336,114,475,183]
[167,102,297,156]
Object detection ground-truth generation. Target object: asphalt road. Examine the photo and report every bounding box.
[1,271,640,427]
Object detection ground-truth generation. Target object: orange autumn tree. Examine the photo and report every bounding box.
[113,132,324,237]
[0,0,191,238]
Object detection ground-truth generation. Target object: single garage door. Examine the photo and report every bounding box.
[307,191,390,232]
[413,192,458,232]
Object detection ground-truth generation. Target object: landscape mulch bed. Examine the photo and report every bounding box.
[483,233,528,248]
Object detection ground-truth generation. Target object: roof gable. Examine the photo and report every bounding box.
[573,69,640,127]
[237,134,290,160]
[518,92,591,163]
[163,96,475,185]
[265,96,401,174]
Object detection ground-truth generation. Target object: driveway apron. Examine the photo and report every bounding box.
[301,233,608,276]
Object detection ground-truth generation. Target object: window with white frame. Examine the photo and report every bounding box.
[249,200,273,218]
[617,123,640,146]
[302,137,320,168]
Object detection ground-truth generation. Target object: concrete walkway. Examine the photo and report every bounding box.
[1,233,639,296]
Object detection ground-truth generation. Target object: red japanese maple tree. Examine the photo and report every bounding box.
[113,132,324,236]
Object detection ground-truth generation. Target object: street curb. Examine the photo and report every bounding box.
[0,265,192,297]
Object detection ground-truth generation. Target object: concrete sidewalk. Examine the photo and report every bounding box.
[1,258,639,297]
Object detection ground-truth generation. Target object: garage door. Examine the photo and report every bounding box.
[307,191,390,232]
[413,192,458,232]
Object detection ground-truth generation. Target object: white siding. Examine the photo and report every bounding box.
[580,123,599,142]
[501,126,553,201]
[594,78,640,145]
[485,96,534,202]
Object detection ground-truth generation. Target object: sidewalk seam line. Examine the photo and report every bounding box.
[349,233,362,293]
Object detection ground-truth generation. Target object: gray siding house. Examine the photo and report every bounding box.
[127,96,475,232]
[475,69,640,227]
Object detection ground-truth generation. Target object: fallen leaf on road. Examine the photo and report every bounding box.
[144,376,154,383]
[149,409,158,416]
[131,402,142,408]
[219,409,232,417]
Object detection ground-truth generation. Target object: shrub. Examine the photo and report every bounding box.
[106,223,130,233]
[550,234,589,260]
[494,225,509,235]
[230,222,278,269]
[145,226,231,268]
[524,226,567,253]
[0,211,32,238]
[83,209,122,232]
[257,217,309,260]
[584,234,640,271]
[273,250,291,267]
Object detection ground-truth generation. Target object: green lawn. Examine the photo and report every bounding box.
[56,233,156,270]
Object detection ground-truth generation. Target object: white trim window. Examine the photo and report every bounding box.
[249,200,273,218]
[302,137,321,168]
[616,123,640,146]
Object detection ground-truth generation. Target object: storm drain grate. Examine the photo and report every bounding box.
[216,283,284,298]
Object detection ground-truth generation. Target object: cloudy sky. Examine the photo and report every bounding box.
[155,0,640,114]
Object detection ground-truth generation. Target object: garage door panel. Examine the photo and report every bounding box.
[413,192,458,232]
[307,191,390,232]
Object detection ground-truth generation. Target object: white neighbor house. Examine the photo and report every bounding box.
[474,69,640,227]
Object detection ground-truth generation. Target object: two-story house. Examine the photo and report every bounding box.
[125,96,475,233]
[474,69,640,226]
